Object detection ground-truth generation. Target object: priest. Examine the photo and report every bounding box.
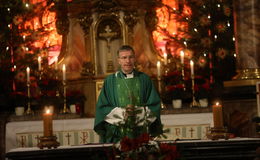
[94,45,162,143]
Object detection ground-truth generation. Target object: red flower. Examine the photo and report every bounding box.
[159,143,179,160]
[120,137,134,152]
[137,133,150,144]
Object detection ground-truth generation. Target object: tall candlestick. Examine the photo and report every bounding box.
[212,102,224,128]
[62,64,66,81]
[157,61,161,78]
[26,67,30,83]
[180,50,184,64]
[190,60,194,75]
[38,56,41,71]
[54,57,58,70]
[163,53,167,65]
[43,109,53,137]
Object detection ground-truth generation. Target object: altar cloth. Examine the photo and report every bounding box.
[6,113,213,152]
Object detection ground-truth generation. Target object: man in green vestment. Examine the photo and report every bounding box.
[94,45,162,143]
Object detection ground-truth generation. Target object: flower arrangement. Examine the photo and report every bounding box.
[162,71,186,104]
[66,89,86,105]
[162,69,210,104]
[116,133,179,160]
[194,75,210,100]
[111,103,179,160]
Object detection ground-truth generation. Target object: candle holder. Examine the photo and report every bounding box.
[181,64,186,91]
[207,127,229,140]
[190,75,200,107]
[61,80,69,113]
[25,82,34,115]
[38,136,60,149]
[157,76,166,109]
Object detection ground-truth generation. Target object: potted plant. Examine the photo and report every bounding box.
[194,76,210,107]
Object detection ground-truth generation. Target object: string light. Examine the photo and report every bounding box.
[234,53,236,57]
[183,41,187,46]
[214,35,218,39]
[217,4,221,8]
[173,8,176,11]
[204,53,207,57]
[208,15,211,19]
[7,8,10,12]
[186,17,189,20]
[25,47,29,51]
[25,3,29,8]
[203,5,206,8]
[227,21,230,27]
[232,37,235,41]
[6,47,9,51]
[8,24,11,28]
[194,28,198,32]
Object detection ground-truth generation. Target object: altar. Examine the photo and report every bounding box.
[6,113,213,153]
[5,138,260,160]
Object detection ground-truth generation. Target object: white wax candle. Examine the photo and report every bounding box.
[54,57,58,70]
[26,67,30,83]
[190,60,194,75]
[38,56,41,71]
[180,50,184,64]
[157,61,161,78]
[163,53,167,65]
[62,64,66,81]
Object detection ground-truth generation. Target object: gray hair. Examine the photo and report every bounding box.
[117,45,135,57]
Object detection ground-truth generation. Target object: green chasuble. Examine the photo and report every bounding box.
[94,70,162,143]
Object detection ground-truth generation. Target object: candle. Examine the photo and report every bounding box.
[43,109,53,137]
[212,102,224,128]
[26,67,30,83]
[163,53,167,65]
[180,50,184,64]
[62,64,66,81]
[38,56,41,71]
[190,60,194,76]
[156,61,161,78]
[54,57,58,70]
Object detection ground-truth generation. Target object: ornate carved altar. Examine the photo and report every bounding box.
[54,0,161,116]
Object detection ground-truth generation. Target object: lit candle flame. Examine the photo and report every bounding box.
[216,102,219,106]
[46,109,50,114]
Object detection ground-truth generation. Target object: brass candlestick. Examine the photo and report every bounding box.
[181,64,186,91]
[38,136,60,149]
[158,76,166,109]
[190,74,200,107]
[25,82,33,115]
[62,80,69,113]
[207,127,229,140]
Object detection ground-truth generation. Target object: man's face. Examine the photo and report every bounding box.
[118,50,136,74]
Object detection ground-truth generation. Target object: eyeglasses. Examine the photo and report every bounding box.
[118,55,135,60]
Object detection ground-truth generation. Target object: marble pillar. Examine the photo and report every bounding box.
[233,0,260,79]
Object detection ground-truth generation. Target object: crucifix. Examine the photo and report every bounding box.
[99,25,118,73]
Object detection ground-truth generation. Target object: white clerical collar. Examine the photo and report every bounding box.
[125,72,134,79]
[115,71,134,79]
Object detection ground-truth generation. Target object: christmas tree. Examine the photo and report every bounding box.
[153,0,236,103]
[0,0,61,111]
